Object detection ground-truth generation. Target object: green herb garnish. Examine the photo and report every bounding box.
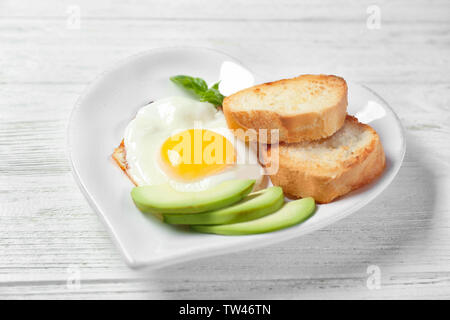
[170,75,225,108]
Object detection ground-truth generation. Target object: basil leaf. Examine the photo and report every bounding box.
[170,75,208,95]
[170,75,224,107]
[200,87,225,107]
[211,81,220,90]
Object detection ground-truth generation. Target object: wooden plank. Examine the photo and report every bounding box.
[1,0,449,22]
[0,19,448,85]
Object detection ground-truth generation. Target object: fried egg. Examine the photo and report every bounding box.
[123,96,266,192]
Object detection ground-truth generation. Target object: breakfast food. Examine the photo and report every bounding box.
[113,96,266,192]
[191,197,316,235]
[163,186,284,225]
[222,74,348,143]
[262,115,386,204]
[112,72,386,236]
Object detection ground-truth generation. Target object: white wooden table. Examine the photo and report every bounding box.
[1,0,449,299]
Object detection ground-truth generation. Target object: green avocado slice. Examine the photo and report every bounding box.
[163,186,284,225]
[131,179,255,214]
[191,197,316,235]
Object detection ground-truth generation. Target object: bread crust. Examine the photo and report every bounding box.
[223,74,348,143]
[262,116,386,203]
[112,140,138,186]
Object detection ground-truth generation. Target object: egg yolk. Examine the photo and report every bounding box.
[160,129,236,181]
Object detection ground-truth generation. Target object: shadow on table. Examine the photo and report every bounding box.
[145,134,437,299]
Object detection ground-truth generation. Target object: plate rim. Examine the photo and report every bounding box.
[67,47,406,269]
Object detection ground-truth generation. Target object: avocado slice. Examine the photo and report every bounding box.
[131,179,255,214]
[191,197,315,235]
[163,186,284,225]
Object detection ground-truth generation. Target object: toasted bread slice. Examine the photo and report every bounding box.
[112,140,138,186]
[222,74,348,143]
[261,116,385,203]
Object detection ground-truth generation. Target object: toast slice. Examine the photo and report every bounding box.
[112,140,138,186]
[261,116,385,203]
[222,74,348,143]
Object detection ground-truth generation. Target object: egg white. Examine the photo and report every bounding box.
[124,96,266,192]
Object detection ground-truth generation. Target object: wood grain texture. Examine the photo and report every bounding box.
[0,0,449,299]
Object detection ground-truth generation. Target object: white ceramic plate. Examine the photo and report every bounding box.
[68,47,405,269]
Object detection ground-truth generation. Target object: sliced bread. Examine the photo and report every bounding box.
[261,116,385,203]
[222,74,348,143]
[112,140,138,186]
